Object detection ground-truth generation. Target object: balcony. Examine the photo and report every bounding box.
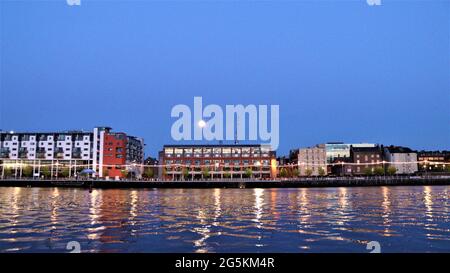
[54,148,64,159]
[0,148,10,158]
[72,148,82,159]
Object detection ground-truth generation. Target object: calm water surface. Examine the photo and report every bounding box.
[0,186,448,253]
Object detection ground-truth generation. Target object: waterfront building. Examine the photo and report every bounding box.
[329,156,353,176]
[143,157,159,179]
[417,150,450,172]
[292,144,327,176]
[350,145,384,175]
[158,144,277,180]
[325,142,376,163]
[0,127,144,179]
[383,146,418,174]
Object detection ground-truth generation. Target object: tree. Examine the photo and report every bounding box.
[279,168,287,178]
[305,168,313,177]
[60,168,70,178]
[202,167,210,179]
[374,166,385,176]
[292,168,299,178]
[22,166,33,177]
[224,171,231,179]
[318,167,326,176]
[245,168,253,178]
[143,167,154,179]
[387,166,397,175]
[445,164,450,173]
[183,168,190,180]
[40,166,51,178]
[363,168,373,176]
[2,167,12,178]
[121,169,129,178]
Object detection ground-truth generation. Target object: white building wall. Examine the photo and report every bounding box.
[391,153,418,174]
[298,145,327,176]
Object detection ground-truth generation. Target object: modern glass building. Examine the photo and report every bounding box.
[325,142,376,163]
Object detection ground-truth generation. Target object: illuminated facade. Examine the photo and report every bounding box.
[0,127,144,179]
[417,150,450,172]
[350,146,383,174]
[158,144,277,180]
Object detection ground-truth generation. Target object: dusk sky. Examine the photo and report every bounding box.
[1,0,449,157]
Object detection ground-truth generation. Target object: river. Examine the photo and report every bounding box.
[0,186,448,253]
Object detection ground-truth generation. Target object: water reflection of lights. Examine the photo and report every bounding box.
[1,187,450,253]
[381,187,392,236]
[128,190,138,235]
[423,186,436,240]
[193,209,211,253]
[212,189,221,227]
[50,188,60,229]
[298,188,310,227]
[339,188,348,210]
[9,188,22,235]
[336,187,349,226]
[423,186,433,221]
[129,191,138,220]
[253,189,264,230]
[88,190,105,240]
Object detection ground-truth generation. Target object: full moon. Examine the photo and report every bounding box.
[198,120,206,128]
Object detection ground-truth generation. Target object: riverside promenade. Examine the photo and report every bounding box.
[0,176,449,189]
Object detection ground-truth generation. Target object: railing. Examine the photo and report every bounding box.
[2,175,449,183]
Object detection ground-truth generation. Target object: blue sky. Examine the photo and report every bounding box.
[1,0,449,157]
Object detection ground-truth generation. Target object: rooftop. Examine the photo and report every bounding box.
[385,146,415,153]
[163,144,271,148]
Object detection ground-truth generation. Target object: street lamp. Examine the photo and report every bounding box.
[255,161,261,179]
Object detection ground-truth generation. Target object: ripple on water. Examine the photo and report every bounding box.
[0,186,449,252]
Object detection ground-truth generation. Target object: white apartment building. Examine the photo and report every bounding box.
[0,126,144,179]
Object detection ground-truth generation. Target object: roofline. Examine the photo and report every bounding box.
[0,131,92,135]
[162,144,272,148]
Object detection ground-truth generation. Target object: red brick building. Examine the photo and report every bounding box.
[159,144,277,180]
[94,127,144,179]
[102,132,127,178]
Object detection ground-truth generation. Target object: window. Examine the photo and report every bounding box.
[165,148,174,156]
[174,148,183,157]
[184,148,192,157]
[194,148,202,157]
[203,148,212,157]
